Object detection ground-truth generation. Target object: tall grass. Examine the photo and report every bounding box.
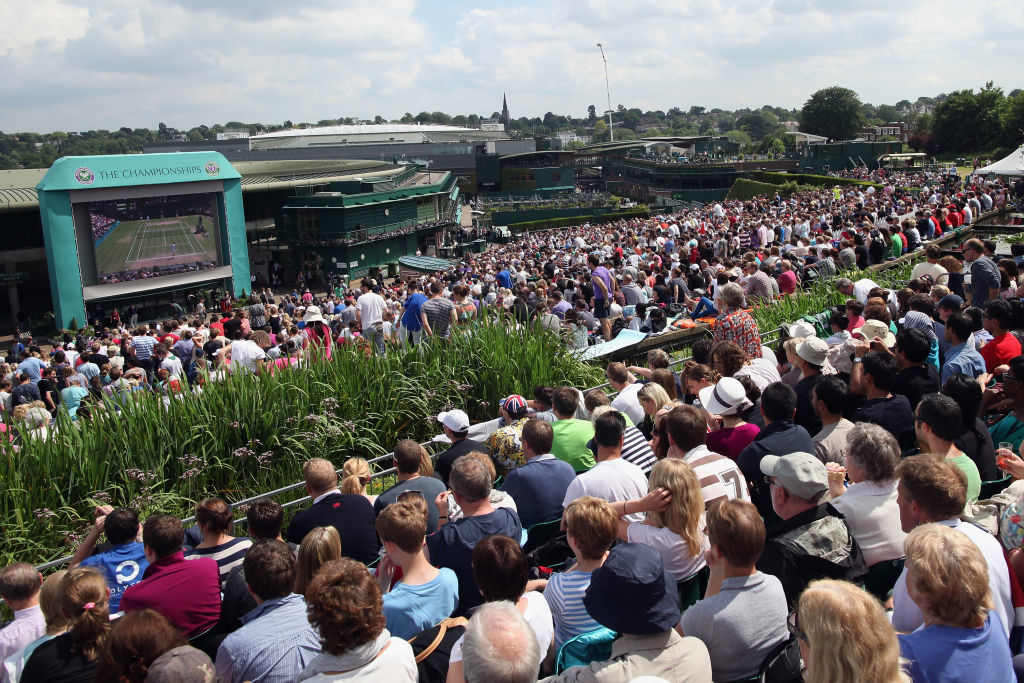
[2,315,602,568]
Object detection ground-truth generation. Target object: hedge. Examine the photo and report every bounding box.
[726,179,787,201]
[507,207,651,233]
[750,171,883,190]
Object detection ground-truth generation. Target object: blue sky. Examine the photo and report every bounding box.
[1,0,1021,133]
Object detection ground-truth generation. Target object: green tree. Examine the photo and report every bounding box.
[400,112,414,123]
[587,104,597,123]
[592,120,609,142]
[999,90,1024,148]
[876,104,901,123]
[800,86,865,141]
[723,129,751,145]
[931,83,1005,153]
[736,110,779,140]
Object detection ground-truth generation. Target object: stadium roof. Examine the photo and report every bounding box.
[0,159,409,212]
[252,123,487,140]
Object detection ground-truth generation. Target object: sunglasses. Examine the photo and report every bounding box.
[788,609,809,644]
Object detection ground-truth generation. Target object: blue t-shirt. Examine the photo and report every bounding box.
[497,270,513,290]
[401,292,429,332]
[16,357,47,384]
[381,567,459,639]
[80,542,149,613]
[898,613,1013,683]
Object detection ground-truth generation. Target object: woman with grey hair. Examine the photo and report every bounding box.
[825,422,907,567]
[711,282,762,358]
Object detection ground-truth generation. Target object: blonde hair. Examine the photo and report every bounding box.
[294,526,342,595]
[905,523,991,628]
[783,337,805,362]
[340,457,371,495]
[564,496,618,560]
[638,382,672,414]
[40,569,71,635]
[799,580,909,683]
[645,459,705,552]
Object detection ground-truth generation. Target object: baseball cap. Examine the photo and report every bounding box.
[760,452,828,500]
[937,294,964,311]
[499,394,528,416]
[784,320,817,338]
[437,409,470,433]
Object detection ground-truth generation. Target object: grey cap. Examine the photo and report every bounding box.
[760,452,828,500]
[145,645,215,682]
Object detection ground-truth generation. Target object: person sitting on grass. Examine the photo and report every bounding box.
[374,499,459,640]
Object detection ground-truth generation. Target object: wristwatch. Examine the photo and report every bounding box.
[852,357,863,364]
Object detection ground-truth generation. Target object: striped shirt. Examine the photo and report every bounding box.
[621,426,657,475]
[185,537,253,590]
[682,445,750,510]
[545,568,603,647]
[132,335,157,360]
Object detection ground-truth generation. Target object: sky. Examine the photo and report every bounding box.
[2,0,1022,133]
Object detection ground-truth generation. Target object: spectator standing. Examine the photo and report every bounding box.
[421,281,457,342]
[501,418,577,529]
[356,278,388,354]
[285,458,380,564]
[712,283,761,359]
[679,499,789,682]
[214,540,320,683]
[963,238,1001,307]
[398,280,428,348]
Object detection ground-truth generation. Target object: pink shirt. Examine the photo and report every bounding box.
[706,423,761,462]
[777,270,797,295]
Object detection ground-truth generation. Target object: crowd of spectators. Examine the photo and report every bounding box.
[3,169,1024,681]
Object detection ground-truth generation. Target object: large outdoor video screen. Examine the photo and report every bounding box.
[84,192,223,285]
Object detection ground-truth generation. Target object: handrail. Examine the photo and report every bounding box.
[29,440,437,573]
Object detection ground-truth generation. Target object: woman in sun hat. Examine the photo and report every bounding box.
[701,377,760,462]
[541,543,712,682]
[301,305,333,359]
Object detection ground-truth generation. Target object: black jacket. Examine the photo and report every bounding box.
[738,420,815,518]
[285,493,380,564]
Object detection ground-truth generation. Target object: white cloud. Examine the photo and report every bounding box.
[0,0,1021,132]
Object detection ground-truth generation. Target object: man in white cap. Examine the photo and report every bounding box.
[793,337,829,435]
[433,409,486,486]
[756,452,866,604]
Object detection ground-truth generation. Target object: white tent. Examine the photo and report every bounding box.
[973,146,1024,176]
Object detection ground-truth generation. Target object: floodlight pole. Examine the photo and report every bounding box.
[597,43,614,142]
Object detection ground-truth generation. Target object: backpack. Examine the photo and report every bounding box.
[407,617,469,683]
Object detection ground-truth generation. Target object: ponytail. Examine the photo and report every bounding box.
[62,567,110,660]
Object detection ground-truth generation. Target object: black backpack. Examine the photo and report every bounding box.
[406,616,468,683]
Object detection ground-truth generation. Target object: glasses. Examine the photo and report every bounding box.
[788,609,809,644]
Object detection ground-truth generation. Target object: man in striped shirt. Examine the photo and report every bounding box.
[663,405,750,509]
[131,328,157,360]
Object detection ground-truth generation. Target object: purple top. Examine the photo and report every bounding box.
[592,266,612,300]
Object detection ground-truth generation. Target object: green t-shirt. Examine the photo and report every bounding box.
[948,452,982,503]
[551,418,597,473]
[890,234,903,259]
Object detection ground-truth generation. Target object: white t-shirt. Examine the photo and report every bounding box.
[228,339,266,373]
[909,261,947,282]
[628,522,709,581]
[563,458,648,524]
[450,591,553,663]
[357,292,386,326]
[735,356,781,391]
[611,383,645,426]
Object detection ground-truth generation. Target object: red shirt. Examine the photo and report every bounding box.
[121,551,220,636]
[980,332,1022,374]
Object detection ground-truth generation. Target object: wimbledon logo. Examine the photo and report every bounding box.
[205,161,220,176]
[74,167,95,185]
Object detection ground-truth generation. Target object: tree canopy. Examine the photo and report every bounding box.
[799,86,865,141]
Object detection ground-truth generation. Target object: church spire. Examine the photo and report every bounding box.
[501,94,510,126]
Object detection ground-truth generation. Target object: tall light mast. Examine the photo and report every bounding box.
[596,42,614,142]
